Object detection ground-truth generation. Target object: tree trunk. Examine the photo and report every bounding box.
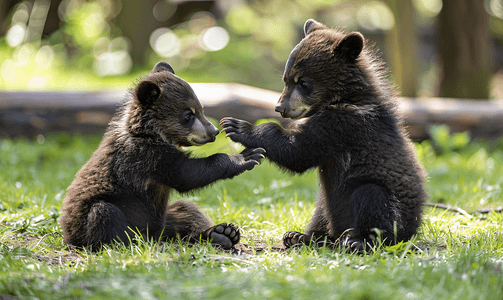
[112,1,216,68]
[112,0,159,67]
[437,0,492,99]
[42,0,63,37]
[386,0,418,97]
[0,0,21,36]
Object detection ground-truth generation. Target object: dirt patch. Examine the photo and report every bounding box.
[33,252,82,266]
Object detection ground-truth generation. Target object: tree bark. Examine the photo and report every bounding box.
[0,0,21,36]
[112,1,216,67]
[437,0,492,99]
[386,0,418,97]
[112,0,159,67]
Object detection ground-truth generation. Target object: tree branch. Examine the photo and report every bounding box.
[424,202,503,217]
[424,202,473,218]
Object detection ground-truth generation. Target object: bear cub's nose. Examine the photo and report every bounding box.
[209,127,219,140]
[275,105,285,113]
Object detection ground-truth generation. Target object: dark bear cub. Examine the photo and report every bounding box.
[221,20,427,252]
[60,62,265,250]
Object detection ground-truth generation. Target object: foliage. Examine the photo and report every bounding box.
[1,127,503,299]
[1,0,501,97]
[418,125,503,210]
[429,124,471,153]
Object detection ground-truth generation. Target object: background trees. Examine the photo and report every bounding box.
[0,0,501,99]
[438,0,493,99]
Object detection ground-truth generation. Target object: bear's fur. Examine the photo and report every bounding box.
[60,62,265,250]
[220,20,427,252]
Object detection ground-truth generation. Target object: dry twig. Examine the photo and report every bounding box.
[424,202,503,217]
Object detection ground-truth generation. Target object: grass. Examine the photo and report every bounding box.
[1,125,503,299]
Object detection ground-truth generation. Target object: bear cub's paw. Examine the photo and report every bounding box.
[283,231,310,248]
[204,223,240,250]
[220,117,253,146]
[230,147,266,173]
[239,147,266,169]
[340,232,368,253]
[283,231,335,249]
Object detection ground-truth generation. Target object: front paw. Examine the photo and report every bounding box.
[203,223,240,250]
[220,117,254,146]
[239,147,266,170]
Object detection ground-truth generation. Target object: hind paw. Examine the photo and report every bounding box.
[283,231,334,249]
[283,231,309,248]
[340,230,370,253]
[341,235,365,252]
[205,223,240,250]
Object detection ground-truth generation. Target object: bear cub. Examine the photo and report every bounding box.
[60,62,265,250]
[221,20,427,252]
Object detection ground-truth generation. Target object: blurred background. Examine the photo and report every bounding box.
[0,0,502,99]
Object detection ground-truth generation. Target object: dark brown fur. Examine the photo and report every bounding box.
[221,20,427,252]
[60,62,265,250]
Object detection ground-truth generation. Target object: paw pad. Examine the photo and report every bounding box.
[208,223,240,250]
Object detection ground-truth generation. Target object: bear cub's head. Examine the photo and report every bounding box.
[276,19,375,120]
[129,62,219,147]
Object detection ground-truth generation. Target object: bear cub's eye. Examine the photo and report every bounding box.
[299,79,308,89]
[182,110,194,123]
[297,78,312,94]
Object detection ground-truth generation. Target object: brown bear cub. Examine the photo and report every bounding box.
[60,62,265,250]
[221,19,427,252]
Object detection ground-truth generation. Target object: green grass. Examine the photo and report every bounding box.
[1,126,503,299]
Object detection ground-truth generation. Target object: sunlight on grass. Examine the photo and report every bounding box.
[1,129,503,299]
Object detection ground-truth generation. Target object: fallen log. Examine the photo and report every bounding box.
[1,83,502,140]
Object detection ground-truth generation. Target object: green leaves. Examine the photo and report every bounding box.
[416,126,503,211]
[429,124,470,153]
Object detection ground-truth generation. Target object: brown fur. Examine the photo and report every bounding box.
[60,62,265,250]
[221,20,427,252]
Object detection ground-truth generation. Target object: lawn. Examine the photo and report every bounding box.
[0,124,502,299]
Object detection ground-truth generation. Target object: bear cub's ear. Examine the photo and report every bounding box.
[335,32,364,61]
[303,19,326,36]
[135,80,161,106]
[151,62,175,74]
